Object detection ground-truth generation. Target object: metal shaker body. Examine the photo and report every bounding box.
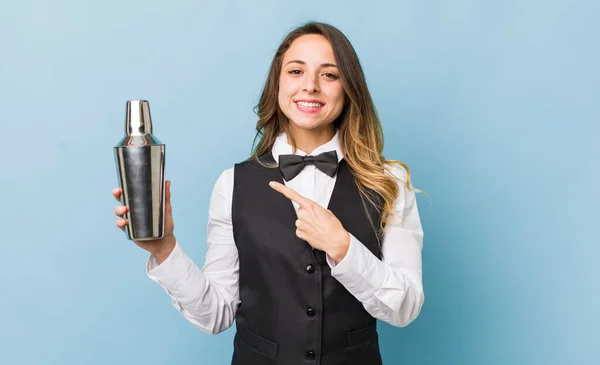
[114,100,166,241]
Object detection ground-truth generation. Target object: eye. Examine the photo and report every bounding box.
[323,72,339,80]
[289,69,302,75]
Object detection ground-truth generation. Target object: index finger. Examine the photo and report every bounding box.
[269,181,312,207]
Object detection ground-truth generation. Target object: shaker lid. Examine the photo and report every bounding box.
[126,100,153,136]
[115,99,163,147]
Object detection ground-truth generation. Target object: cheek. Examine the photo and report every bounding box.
[279,75,298,97]
[278,79,291,111]
[327,84,346,110]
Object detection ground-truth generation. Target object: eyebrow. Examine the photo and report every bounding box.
[285,60,338,68]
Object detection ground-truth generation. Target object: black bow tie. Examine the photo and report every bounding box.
[278,150,339,181]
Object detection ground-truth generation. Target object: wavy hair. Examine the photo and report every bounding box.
[248,21,421,236]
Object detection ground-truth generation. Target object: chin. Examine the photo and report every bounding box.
[291,121,327,131]
[289,116,330,131]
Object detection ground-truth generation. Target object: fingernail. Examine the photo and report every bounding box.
[269,181,276,187]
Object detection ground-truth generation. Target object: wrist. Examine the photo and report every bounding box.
[328,230,350,263]
[152,236,176,264]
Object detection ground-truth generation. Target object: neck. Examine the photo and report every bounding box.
[287,124,335,155]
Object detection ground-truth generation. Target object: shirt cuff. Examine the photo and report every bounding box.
[328,233,388,302]
[146,240,194,290]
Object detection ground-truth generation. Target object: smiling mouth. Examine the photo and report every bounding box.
[295,101,324,108]
[295,101,325,113]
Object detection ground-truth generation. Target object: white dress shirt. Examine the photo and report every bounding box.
[146,129,425,335]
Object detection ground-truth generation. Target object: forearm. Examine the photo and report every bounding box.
[328,233,424,327]
[147,241,240,334]
[357,263,424,327]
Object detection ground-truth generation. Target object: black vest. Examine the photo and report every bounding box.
[231,154,384,365]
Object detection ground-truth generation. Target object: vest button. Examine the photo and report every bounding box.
[306,307,315,317]
[306,350,316,360]
[305,264,315,274]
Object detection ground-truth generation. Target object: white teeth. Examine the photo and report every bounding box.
[297,101,323,108]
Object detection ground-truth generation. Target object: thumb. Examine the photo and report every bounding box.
[165,180,173,215]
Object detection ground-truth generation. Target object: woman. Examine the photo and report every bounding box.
[112,21,424,365]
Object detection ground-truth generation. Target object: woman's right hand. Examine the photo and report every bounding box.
[113,180,176,264]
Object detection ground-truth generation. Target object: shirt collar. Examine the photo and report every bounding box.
[271,128,345,164]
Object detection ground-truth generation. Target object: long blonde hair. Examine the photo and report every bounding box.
[248,21,420,235]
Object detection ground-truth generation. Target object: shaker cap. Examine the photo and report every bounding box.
[126,100,153,136]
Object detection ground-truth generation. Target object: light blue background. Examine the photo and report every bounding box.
[1,0,598,364]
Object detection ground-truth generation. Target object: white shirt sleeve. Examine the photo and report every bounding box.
[326,164,425,327]
[146,168,240,335]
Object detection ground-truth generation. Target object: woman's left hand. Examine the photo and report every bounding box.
[269,181,350,263]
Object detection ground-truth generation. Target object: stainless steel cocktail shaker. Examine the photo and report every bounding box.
[114,100,166,241]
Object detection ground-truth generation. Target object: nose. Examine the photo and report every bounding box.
[302,73,320,93]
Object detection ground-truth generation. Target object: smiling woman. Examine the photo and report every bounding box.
[278,34,346,134]
[250,23,416,234]
[112,21,424,365]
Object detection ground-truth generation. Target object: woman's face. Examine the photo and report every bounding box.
[278,34,345,133]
